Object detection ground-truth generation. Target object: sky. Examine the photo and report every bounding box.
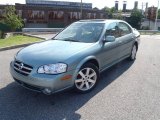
[0,0,159,10]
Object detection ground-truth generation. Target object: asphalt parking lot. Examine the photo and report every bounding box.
[0,35,160,120]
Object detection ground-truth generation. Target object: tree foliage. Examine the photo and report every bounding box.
[126,10,142,29]
[102,6,116,18]
[2,6,23,31]
[113,14,123,20]
[110,7,116,13]
[113,10,123,20]
[158,9,160,19]
[102,6,124,19]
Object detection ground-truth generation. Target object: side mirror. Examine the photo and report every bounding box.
[104,36,116,42]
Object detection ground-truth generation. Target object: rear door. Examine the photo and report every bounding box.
[117,22,135,58]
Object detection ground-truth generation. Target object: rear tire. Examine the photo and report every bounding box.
[74,63,99,93]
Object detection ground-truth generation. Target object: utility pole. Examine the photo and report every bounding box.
[142,2,143,14]
[154,0,159,30]
[141,2,146,15]
[141,2,146,29]
[81,0,83,19]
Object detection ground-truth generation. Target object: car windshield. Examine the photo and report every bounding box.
[54,22,105,43]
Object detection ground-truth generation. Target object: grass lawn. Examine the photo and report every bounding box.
[0,35,42,48]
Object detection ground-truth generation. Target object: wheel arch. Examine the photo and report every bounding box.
[76,56,100,70]
[74,56,100,93]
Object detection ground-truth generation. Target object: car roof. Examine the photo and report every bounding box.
[78,19,124,24]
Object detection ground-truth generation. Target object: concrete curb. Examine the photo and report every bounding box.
[23,33,47,40]
[0,41,44,52]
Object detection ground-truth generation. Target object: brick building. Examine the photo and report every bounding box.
[146,6,157,21]
[0,0,107,28]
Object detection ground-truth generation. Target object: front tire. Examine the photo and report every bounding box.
[74,63,99,93]
[129,44,137,61]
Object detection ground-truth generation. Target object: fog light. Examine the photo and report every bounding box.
[43,88,52,95]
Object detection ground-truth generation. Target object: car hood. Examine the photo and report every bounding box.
[16,40,93,66]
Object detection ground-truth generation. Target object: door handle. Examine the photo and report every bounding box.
[118,41,122,43]
[118,41,123,46]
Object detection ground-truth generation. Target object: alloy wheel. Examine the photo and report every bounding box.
[75,68,97,91]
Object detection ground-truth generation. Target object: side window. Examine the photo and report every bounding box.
[118,22,132,36]
[105,22,120,38]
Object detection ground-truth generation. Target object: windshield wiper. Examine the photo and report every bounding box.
[53,38,80,42]
[63,39,79,42]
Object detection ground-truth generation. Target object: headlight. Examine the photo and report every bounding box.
[37,63,67,74]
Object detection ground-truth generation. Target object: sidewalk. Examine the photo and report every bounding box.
[24,33,57,40]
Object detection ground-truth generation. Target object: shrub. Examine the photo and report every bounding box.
[141,26,150,30]
[0,30,5,39]
[0,30,2,38]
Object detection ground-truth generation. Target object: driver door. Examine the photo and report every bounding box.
[100,22,122,70]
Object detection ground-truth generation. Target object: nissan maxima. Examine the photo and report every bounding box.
[10,19,140,95]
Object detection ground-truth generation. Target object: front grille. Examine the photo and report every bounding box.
[14,60,33,76]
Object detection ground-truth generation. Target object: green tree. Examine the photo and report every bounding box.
[101,6,116,18]
[102,6,110,12]
[110,7,116,13]
[158,9,160,19]
[2,6,23,31]
[127,10,142,29]
[113,10,123,20]
[113,13,123,20]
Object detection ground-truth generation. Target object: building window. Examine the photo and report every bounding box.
[28,10,45,20]
[93,13,97,19]
[100,14,104,19]
[68,12,81,20]
[16,10,22,17]
[48,11,64,20]
[86,13,96,19]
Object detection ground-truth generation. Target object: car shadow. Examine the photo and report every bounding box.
[0,60,134,120]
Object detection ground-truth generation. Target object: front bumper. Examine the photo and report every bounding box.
[10,61,76,94]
